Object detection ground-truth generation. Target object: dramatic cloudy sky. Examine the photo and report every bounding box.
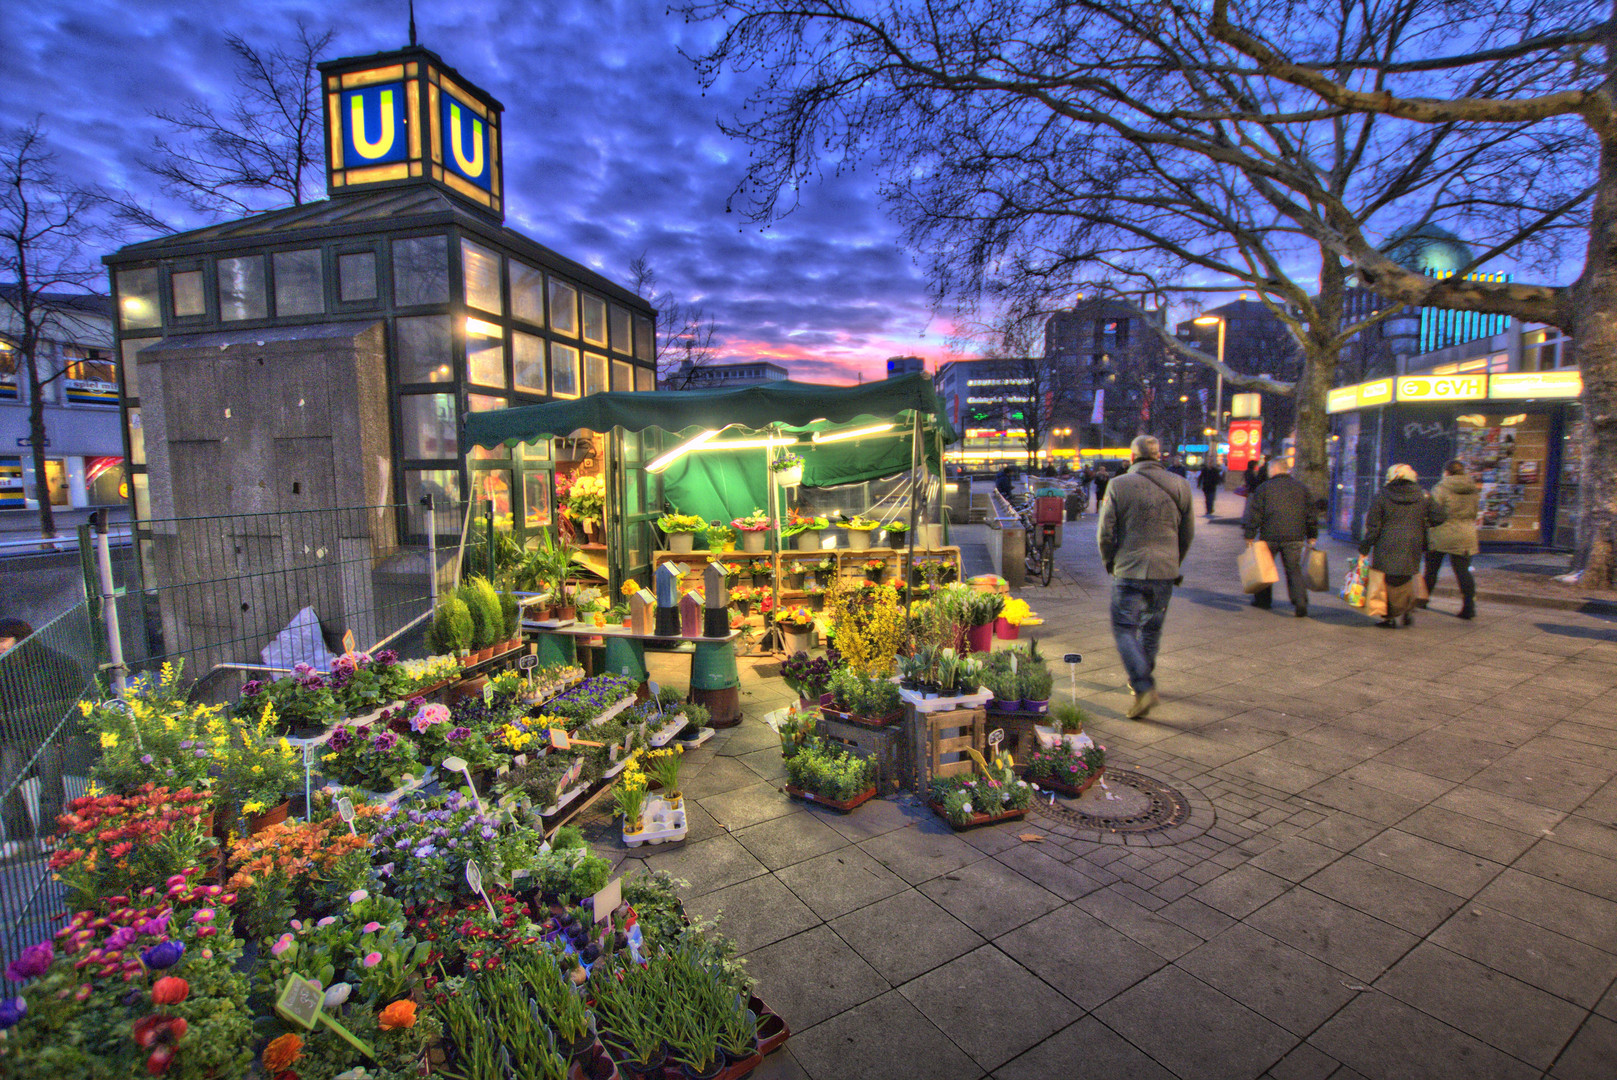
[6,0,973,383]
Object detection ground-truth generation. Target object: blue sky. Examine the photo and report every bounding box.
[6,0,970,382]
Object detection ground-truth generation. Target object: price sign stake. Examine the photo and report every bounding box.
[276,974,373,1057]
[336,797,357,836]
[483,682,495,704]
[988,728,1005,749]
[465,860,497,918]
[341,629,356,654]
[591,876,623,924]
[441,755,482,810]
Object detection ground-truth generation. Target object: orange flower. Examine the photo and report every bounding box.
[377,999,417,1030]
[263,1033,303,1072]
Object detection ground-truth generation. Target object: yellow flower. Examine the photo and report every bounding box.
[100,731,119,749]
[621,579,641,597]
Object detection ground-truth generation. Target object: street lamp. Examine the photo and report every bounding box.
[1193,314,1226,465]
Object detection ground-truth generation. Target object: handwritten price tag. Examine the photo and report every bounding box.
[988,728,1004,748]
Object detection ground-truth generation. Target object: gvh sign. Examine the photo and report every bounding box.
[1396,375,1487,402]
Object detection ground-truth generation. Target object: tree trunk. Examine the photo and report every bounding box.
[24,344,55,539]
[1570,129,1617,589]
[1294,251,1345,513]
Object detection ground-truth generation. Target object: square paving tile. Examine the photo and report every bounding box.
[638,832,768,897]
[1176,924,1360,1037]
[1247,836,1343,883]
[1469,749,1611,811]
[1094,965,1297,1080]
[787,989,981,1080]
[684,756,769,799]
[737,745,790,782]
[1341,759,1457,804]
[1246,887,1420,983]
[1349,828,1504,897]
[1395,805,1540,864]
[829,887,984,985]
[683,873,822,955]
[993,903,1167,1010]
[1297,776,1424,825]
[1310,992,1538,1080]
[1551,1014,1617,1080]
[1429,903,1617,1007]
[1294,811,1387,852]
[1189,864,1292,919]
[1429,785,1568,836]
[992,841,1106,900]
[732,811,852,871]
[1216,751,1331,795]
[899,946,1081,1071]
[1075,886,1207,960]
[1514,839,1617,898]
[811,796,932,842]
[1374,942,1587,1069]
[775,845,910,921]
[699,781,800,830]
[741,925,890,1030]
[859,825,985,886]
[1472,867,1617,953]
[917,857,1065,938]
[993,1015,1175,1080]
[1300,856,1464,936]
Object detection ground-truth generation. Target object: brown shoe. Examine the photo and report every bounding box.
[1126,691,1160,719]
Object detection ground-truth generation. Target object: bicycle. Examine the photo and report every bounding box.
[1019,491,1063,587]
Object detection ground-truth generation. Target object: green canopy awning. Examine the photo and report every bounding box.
[461,373,957,447]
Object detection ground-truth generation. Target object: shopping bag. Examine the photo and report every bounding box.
[1238,540,1280,594]
[1341,555,1369,607]
[1306,545,1330,592]
[1414,573,1430,601]
[1366,569,1388,618]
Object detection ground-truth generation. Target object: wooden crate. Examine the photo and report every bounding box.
[817,713,909,792]
[912,707,986,790]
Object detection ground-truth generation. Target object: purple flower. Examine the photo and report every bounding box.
[0,997,25,1028]
[242,680,264,696]
[140,754,153,765]
[105,927,138,950]
[371,731,398,752]
[294,662,313,676]
[328,727,353,752]
[447,727,470,742]
[5,943,52,982]
[376,649,398,666]
[140,940,184,970]
[137,915,170,937]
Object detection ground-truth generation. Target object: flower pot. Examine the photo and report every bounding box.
[774,463,803,487]
[247,800,290,834]
[782,628,813,654]
[680,1057,724,1080]
[886,529,911,547]
[794,530,821,552]
[786,784,878,812]
[1020,698,1050,715]
[846,530,871,551]
[966,623,995,653]
[669,533,695,554]
[995,617,1020,640]
[560,604,576,621]
[808,594,824,612]
[741,531,767,553]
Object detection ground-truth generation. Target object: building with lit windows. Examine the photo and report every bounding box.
[667,360,788,389]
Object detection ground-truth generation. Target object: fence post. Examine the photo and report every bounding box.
[92,509,127,694]
[424,494,438,610]
[77,523,98,606]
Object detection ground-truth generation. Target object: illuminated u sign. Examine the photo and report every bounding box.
[441,92,491,189]
[341,83,407,166]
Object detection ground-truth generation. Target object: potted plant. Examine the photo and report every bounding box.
[1037,700,1090,751]
[770,452,804,487]
[223,713,300,833]
[884,519,911,546]
[862,556,888,582]
[565,474,606,541]
[1018,660,1054,714]
[644,745,683,804]
[730,508,774,552]
[805,582,826,611]
[458,576,504,661]
[607,602,631,628]
[839,515,880,551]
[615,759,650,836]
[964,591,1004,654]
[784,737,877,810]
[1026,737,1107,797]
[779,650,834,709]
[657,511,707,553]
[774,706,816,757]
[825,668,902,727]
[929,749,1034,827]
[776,607,815,654]
[703,522,737,552]
[782,508,828,552]
[979,662,1016,711]
[427,594,476,667]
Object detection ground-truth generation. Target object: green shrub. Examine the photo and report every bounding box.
[427,596,474,654]
[1051,701,1086,733]
[460,576,504,649]
[785,739,874,801]
[1017,662,1053,701]
[499,589,522,638]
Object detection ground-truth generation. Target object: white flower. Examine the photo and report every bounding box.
[324,982,352,1008]
[960,802,973,815]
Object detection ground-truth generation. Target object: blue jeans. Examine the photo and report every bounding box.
[1111,579,1175,694]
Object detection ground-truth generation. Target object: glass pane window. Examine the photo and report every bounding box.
[273,249,324,316]
[127,408,146,465]
[396,316,453,383]
[218,256,268,321]
[612,359,634,392]
[520,440,551,462]
[405,470,461,534]
[523,470,552,528]
[468,393,505,412]
[462,239,503,314]
[584,352,609,397]
[549,279,578,337]
[552,342,581,398]
[635,365,655,392]
[393,235,450,306]
[609,305,632,354]
[634,317,654,361]
[476,468,512,522]
[171,270,205,317]
[513,332,547,394]
[466,317,507,387]
[512,261,544,326]
[582,294,607,345]
[400,393,458,458]
[120,338,152,398]
[338,251,378,302]
[116,267,162,330]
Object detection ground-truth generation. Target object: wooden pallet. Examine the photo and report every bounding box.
[912,706,986,790]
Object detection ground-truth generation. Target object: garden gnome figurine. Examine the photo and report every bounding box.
[655,562,686,636]
[703,562,731,637]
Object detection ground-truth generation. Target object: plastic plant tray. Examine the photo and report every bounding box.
[676,725,715,748]
[623,795,687,847]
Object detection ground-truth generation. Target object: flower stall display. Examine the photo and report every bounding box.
[1026,738,1107,798]
[822,668,903,728]
[784,738,877,810]
[837,514,881,550]
[236,663,341,737]
[564,474,607,536]
[775,606,816,653]
[781,508,828,551]
[703,522,737,552]
[49,785,213,912]
[731,508,773,552]
[655,511,707,553]
[543,673,639,728]
[997,597,1039,639]
[929,749,1034,828]
[883,519,910,545]
[320,721,427,798]
[779,650,835,709]
[227,812,376,942]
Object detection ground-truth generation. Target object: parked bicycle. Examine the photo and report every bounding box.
[1016,490,1064,587]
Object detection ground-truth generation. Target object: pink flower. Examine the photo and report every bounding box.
[363,952,382,968]
[270,935,294,957]
[363,922,382,933]
[317,917,336,927]
[191,909,214,924]
[289,920,303,932]
[348,889,369,904]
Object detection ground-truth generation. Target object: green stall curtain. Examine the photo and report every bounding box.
[800,431,941,487]
[660,450,771,525]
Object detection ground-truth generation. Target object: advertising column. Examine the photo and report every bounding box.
[1227,419,1263,472]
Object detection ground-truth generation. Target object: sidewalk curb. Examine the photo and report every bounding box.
[1427,585,1617,617]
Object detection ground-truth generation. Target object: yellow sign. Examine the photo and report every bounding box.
[1489,371,1582,399]
[1396,375,1487,402]
[1326,387,1359,414]
[1325,378,1393,413]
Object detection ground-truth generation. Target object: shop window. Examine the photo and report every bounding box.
[582,294,607,346]
[392,235,450,306]
[396,316,453,384]
[584,353,608,397]
[523,470,552,528]
[87,457,125,505]
[0,456,22,510]
[466,317,507,388]
[513,332,547,394]
[133,472,151,519]
[116,267,162,330]
[549,279,578,337]
[273,249,324,316]
[399,394,458,459]
[218,256,268,321]
[612,359,634,392]
[634,316,654,362]
[462,239,503,314]
[127,408,146,466]
[609,305,632,354]
[171,270,205,318]
[64,348,118,407]
[0,345,16,400]
[338,251,378,302]
[475,468,512,525]
[404,469,460,533]
[468,393,505,412]
[520,440,551,463]
[635,365,655,392]
[552,342,581,399]
[512,260,544,326]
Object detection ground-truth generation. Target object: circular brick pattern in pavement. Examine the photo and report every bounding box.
[1031,768,1194,836]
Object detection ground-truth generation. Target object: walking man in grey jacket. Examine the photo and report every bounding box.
[1097,435,1196,718]
[1242,457,1317,617]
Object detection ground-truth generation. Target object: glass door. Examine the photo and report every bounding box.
[609,427,658,595]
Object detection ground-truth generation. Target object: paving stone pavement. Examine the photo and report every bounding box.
[582,489,1617,1080]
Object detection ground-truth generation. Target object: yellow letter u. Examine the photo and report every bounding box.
[351,90,396,160]
[448,103,485,177]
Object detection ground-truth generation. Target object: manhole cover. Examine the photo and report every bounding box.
[1031,768,1191,834]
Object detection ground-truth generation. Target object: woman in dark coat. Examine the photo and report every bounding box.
[1359,464,1447,628]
